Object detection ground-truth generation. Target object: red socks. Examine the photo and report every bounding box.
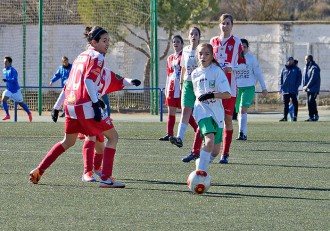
[192,129,203,155]
[189,114,198,132]
[82,140,95,173]
[101,147,116,181]
[167,115,176,136]
[38,142,65,174]
[222,129,233,156]
[93,151,103,170]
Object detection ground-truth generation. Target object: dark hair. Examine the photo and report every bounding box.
[196,43,221,68]
[172,35,184,45]
[219,13,234,25]
[62,56,68,61]
[241,38,249,47]
[307,55,314,61]
[4,56,12,64]
[190,26,201,37]
[84,26,108,44]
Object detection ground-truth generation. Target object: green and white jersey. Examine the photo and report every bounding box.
[191,64,230,128]
[180,45,198,81]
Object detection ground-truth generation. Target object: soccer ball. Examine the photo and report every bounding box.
[187,169,211,194]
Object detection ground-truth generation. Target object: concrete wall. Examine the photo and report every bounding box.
[0,22,329,92]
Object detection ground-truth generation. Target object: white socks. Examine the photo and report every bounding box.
[177,123,188,140]
[239,113,248,135]
[197,150,211,171]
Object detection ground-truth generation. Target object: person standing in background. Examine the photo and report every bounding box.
[235,39,267,141]
[279,56,302,122]
[210,13,246,164]
[49,56,72,117]
[303,55,321,122]
[159,35,184,141]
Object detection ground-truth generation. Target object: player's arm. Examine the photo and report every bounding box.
[50,68,61,86]
[51,88,65,122]
[252,57,268,95]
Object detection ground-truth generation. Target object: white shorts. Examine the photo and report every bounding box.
[2,89,24,103]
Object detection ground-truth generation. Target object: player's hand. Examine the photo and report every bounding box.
[131,79,141,86]
[92,102,102,122]
[3,79,7,82]
[198,92,215,102]
[98,99,106,109]
[51,109,59,123]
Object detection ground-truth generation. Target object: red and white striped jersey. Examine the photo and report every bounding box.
[165,51,182,98]
[64,47,104,119]
[210,35,246,96]
[98,68,126,95]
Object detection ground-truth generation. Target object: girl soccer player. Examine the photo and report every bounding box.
[29,26,126,188]
[191,43,231,171]
[235,39,267,140]
[210,13,247,164]
[169,27,203,163]
[159,35,184,141]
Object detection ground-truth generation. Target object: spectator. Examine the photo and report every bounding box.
[279,56,302,122]
[303,55,321,121]
[49,56,72,117]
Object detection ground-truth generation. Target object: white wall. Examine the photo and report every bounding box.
[0,22,329,92]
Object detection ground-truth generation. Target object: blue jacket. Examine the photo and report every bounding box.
[3,65,20,93]
[303,61,320,93]
[279,64,302,94]
[51,64,72,87]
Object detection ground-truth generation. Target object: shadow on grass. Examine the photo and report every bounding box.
[252,149,330,155]
[232,162,330,170]
[246,140,330,145]
[121,178,330,200]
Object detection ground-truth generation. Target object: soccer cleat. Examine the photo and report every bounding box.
[94,167,102,178]
[81,171,96,182]
[99,177,125,188]
[279,117,287,122]
[236,132,247,141]
[182,152,199,163]
[219,154,229,164]
[292,116,297,122]
[169,136,183,148]
[29,168,42,184]
[159,134,171,141]
[2,115,10,120]
[313,115,319,121]
[59,112,65,118]
[28,113,32,122]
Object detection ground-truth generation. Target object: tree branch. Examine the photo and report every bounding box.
[124,25,148,44]
[116,33,150,58]
[159,30,173,60]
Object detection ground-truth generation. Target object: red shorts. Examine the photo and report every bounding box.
[222,97,236,116]
[165,97,181,109]
[65,117,113,138]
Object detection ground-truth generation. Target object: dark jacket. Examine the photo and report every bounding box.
[280,64,302,94]
[303,61,321,93]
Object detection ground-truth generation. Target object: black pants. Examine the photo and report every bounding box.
[307,92,318,118]
[283,94,298,119]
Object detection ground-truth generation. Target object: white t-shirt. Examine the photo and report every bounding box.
[236,52,266,90]
[191,64,231,128]
[180,45,198,81]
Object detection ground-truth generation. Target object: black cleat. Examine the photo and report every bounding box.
[182,152,199,163]
[159,134,171,141]
[169,136,183,148]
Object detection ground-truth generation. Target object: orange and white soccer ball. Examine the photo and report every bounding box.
[187,169,211,194]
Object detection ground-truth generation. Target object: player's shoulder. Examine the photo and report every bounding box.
[210,36,220,45]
